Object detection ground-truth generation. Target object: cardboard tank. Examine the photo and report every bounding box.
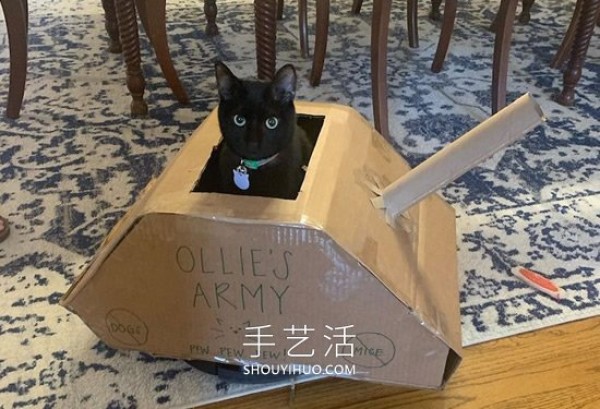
[61,95,544,388]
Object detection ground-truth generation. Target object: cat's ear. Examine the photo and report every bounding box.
[271,64,297,104]
[215,61,241,101]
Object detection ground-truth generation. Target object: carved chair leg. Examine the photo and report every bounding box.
[255,0,278,80]
[114,0,148,117]
[204,0,218,36]
[351,0,362,15]
[277,0,284,19]
[554,0,600,106]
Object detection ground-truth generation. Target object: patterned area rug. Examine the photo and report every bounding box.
[1,0,599,407]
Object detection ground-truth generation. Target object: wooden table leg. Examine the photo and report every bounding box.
[554,0,600,106]
[371,0,392,141]
[254,0,277,80]
[114,0,148,117]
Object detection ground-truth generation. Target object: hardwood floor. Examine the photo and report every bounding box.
[204,316,600,408]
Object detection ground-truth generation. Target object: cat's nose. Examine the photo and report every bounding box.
[246,141,260,152]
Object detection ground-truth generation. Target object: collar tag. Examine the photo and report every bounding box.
[233,165,250,190]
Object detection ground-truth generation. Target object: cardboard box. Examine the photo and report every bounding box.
[61,96,543,388]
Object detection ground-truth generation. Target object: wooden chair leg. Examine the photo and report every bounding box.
[491,0,533,32]
[371,0,392,140]
[204,0,218,36]
[430,0,442,21]
[407,0,419,48]
[431,0,456,73]
[135,0,189,104]
[490,10,499,32]
[351,0,363,14]
[101,0,122,52]
[554,0,600,106]
[1,0,28,119]
[277,0,284,19]
[550,0,583,69]
[255,0,278,80]
[310,0,329,86]
[492,0,518,114]
[298,0,309,58]
[518,0,535,24]
[114,0,148,117]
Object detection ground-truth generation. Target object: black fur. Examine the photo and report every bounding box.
[215,62,313,199]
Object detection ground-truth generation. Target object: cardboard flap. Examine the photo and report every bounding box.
[372,94,545,224]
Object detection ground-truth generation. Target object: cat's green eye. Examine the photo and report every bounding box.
[265,117,279,130]
[233,115,246,127]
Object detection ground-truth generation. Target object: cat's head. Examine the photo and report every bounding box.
[215,62,297,161]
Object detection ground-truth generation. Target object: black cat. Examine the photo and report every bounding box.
[215,62,314,200]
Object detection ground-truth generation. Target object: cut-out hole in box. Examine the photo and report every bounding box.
[192,114,325,199]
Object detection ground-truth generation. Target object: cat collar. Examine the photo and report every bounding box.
[240,153,280,170]
[232,153,280,190]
